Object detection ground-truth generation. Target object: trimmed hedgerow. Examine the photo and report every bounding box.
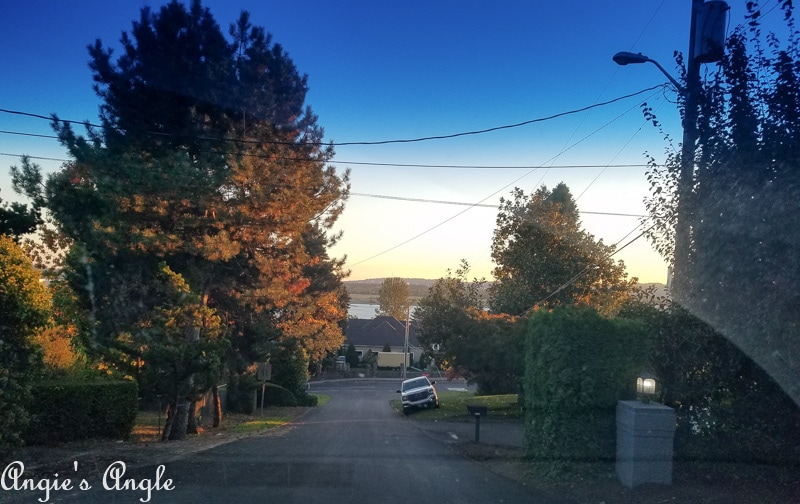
[26,380,138,444]
[524,306,649,465]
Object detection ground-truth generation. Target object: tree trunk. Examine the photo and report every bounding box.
[186,399,198,435]
[168,398,189,440]
[212,384,222,428]
[161,402,175,441]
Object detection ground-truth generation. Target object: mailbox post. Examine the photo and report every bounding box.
[466,405,488,442]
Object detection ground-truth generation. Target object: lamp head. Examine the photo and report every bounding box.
[636,371,657,404]
[613,51,650,66]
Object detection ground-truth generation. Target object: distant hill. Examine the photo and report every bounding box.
[344,278,437,301]
[344,278,667,303]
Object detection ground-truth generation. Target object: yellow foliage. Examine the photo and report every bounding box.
[34,326,79,370]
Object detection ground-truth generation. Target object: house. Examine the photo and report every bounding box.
[343,316,422,364]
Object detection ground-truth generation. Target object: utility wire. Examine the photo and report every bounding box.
[327,160,653,170]
[0,148,655,171]
[350,192,646,217]
[0,152,68,163]
[329,85,666,145]
[0,130,59,140]
[348,97,651,268]
[0,85,666,148]
[520,220,656,317]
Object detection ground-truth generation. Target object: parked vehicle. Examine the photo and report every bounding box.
[397,376,439,415]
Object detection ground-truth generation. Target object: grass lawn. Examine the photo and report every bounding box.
[390,390,521,420]
[130,394,330,442]
[311,393,331,407]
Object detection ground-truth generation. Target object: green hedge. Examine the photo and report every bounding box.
[26,380,138,444]
[524,306,649,463]
[258,383,297,407]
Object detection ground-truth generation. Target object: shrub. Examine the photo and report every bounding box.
[26,380,138,444]
[621,300,800,464]
[226,372,258,414]
[257,383,298,407]
[0,235,50,458]
[524,306,649,463]
[301,394,318,407]
[270,340,310,403]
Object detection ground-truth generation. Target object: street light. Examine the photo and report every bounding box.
[612,51,685,95]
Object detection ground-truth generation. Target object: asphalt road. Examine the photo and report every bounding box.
[16,379,562,504]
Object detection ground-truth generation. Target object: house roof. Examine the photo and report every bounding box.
[344,316,420,348]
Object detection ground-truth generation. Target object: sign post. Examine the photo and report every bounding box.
[257,361,272,417]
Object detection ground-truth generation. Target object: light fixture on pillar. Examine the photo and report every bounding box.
[637,372,657,404]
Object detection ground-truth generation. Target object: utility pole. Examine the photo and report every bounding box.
[403,305,410,380]
[672,0,704,304]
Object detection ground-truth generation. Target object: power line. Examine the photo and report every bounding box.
[0,152,68,163]
[348,88,657,267]
[0,130,59,140]
[330,85,666,145]
[350,192,646,217]
[520,220,656,316]
[328,160,652,170]
[0,148,656,171]
[0,144,656,171]
[0,84,666,148]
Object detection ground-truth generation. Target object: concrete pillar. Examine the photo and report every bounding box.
[616,400,676,489]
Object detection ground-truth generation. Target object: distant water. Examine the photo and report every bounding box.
[349,303,378,319]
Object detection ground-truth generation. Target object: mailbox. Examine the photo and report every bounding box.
[466,405,488,416]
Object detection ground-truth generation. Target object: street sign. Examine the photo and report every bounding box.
[258,362,272,381]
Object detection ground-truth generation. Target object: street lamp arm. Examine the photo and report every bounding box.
[612,51,686,95]
[647,59,686,96]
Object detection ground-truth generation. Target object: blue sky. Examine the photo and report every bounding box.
[0,1,787,283]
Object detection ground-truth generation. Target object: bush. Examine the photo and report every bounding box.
[620,301,800,464]
[25,379,138,444]
[0,235,50,458]
[302,394,318,407]
[524,306,649,463]
[226,372,258,414]
[257,383,297,407]
[270,340,310,403]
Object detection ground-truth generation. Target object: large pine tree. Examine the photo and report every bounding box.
[15,0,349,438]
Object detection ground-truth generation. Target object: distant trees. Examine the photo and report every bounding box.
[376,277,411,320]
[415,262,523,394]
[12,0,349,438]
[0,235,50,457]
[344,342,359,368]
[1,156,42,239]
[416,182,638,393]
[490,183,635,316]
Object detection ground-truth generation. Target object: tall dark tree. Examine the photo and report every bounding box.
[490,183,635,315]
[643,2,800,405]
[13,0,349,437]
